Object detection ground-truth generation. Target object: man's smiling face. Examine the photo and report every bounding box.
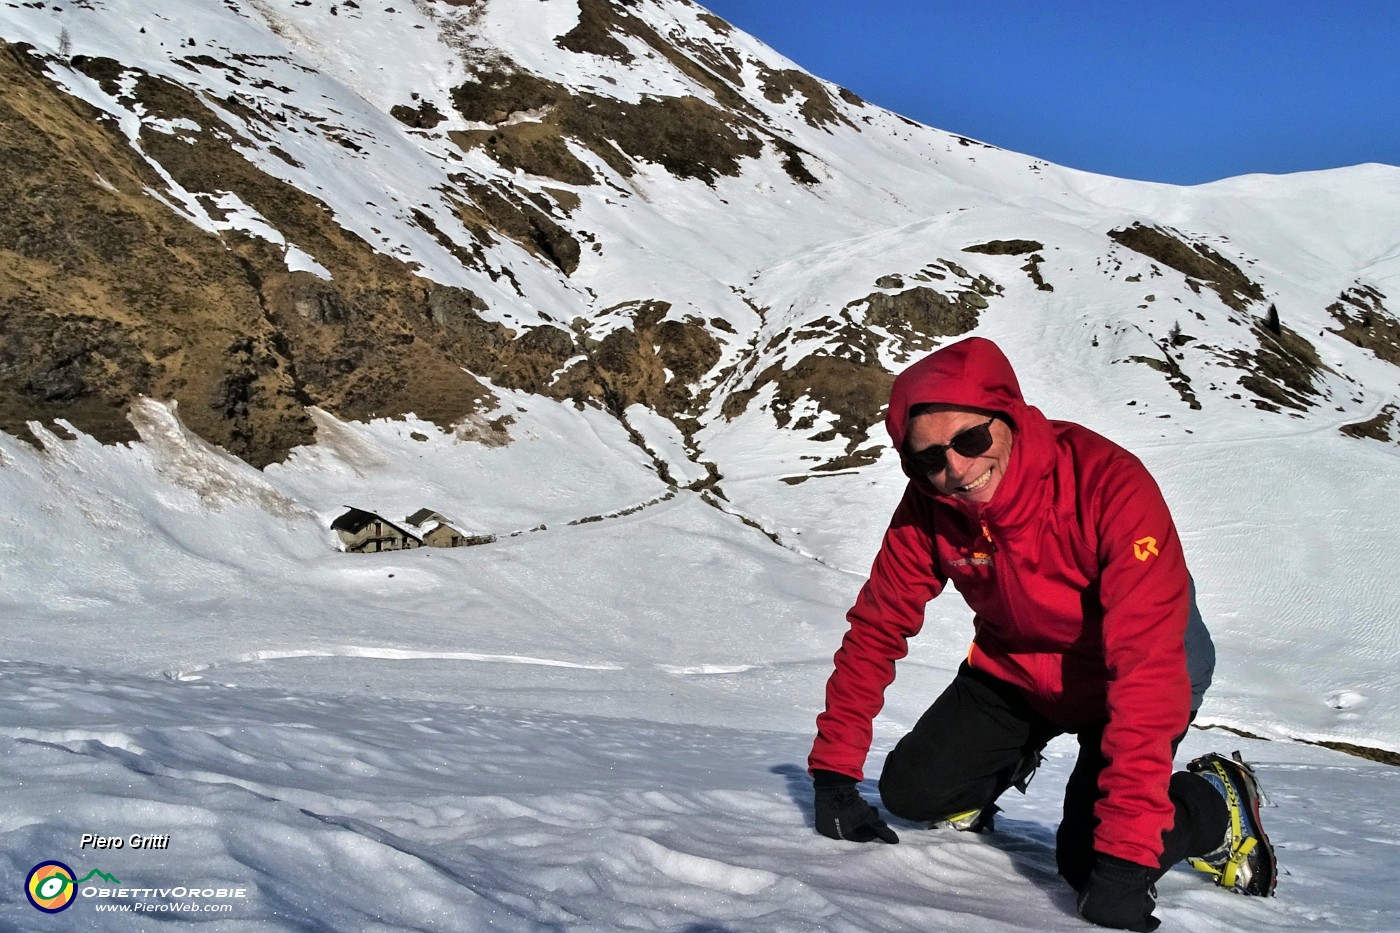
[905,406,1014,504]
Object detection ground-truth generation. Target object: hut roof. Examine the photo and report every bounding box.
[331,507,383,533]
[332,508,422,542]
[405,507,445,527]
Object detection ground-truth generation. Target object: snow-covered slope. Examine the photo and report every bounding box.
[4,0,1399,456]
[3,410,1399,930]
[2,0,1400,929]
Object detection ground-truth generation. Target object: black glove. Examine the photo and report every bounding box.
[1077,854,1160,932]
[812,770,898,844]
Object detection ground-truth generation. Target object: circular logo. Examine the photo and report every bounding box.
[26,861,77,913]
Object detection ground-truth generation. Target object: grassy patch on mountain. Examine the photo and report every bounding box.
[555,0,636,62]
[571,94,763,184]
[848,265,1001,361]
[673,21,746,88]
[963,239,1043,256]
[390,97,446,129]
[716,263,999,471]
[1105,225,1324,413]
[0,42,607,465]
[451,122,597,186]
[1125,351,1201,410]
[454,12,832,189]
[566,301,723,420]
[1108,223,1264,312]
[770,137,820,186]
[962,240,1053,291]
[450,180,582,274]
[556,0,760,120]
[718,307,894,473]
[1327,284,1400,367]
[450,66,765,186]
[1227,314,1327,413]
[728,354,892,442]
[1341,403,1399,443]
[0,44,308,460]
[756,65,849,130]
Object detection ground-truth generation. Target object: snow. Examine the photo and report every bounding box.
[2,0,1400,929]
[624,404,709,487]
[4,373,1400,930]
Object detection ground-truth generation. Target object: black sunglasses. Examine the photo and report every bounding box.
[907,417,997,476]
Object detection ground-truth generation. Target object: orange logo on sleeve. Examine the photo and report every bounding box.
[1133,536,1159,561]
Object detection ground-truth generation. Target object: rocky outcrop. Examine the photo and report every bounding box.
[848,263,1001,360]
[1328,283,1400,366]
[570,301,722,420]
[1107,223,1265,312]
[0,41,686,466]
[449,67,767,187]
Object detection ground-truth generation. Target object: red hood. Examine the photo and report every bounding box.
[887,337,1055,519]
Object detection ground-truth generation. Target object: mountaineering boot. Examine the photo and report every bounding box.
[936,804,997,832]
[1186,751,1277,896]
[935,745,1047,829]
[936,747,1041,833]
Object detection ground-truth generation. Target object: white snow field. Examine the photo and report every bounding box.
[2,383,1399,931]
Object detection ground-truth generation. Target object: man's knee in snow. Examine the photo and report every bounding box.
[878,752,966,821]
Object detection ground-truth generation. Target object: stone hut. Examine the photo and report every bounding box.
[331,508,423,553]
[405,508,449,527]
[404,508,497,548]
[420,521,466,548]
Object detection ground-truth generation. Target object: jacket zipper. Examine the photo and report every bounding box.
[981,517,1018,640]
[981,517,1053,698]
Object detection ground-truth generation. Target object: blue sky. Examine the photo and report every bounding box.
[700,1,1400,186]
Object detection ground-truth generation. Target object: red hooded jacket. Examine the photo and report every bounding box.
[809,336,1192,868]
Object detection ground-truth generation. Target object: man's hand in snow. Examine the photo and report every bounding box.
[812,770,899,844]
[1077,854,1160,932]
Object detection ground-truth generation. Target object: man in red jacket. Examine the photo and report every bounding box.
[809,337,1275,931]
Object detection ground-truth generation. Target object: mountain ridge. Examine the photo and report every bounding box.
[2,0,1398,475]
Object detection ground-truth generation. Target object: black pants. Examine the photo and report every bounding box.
[878,663,1228,889]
